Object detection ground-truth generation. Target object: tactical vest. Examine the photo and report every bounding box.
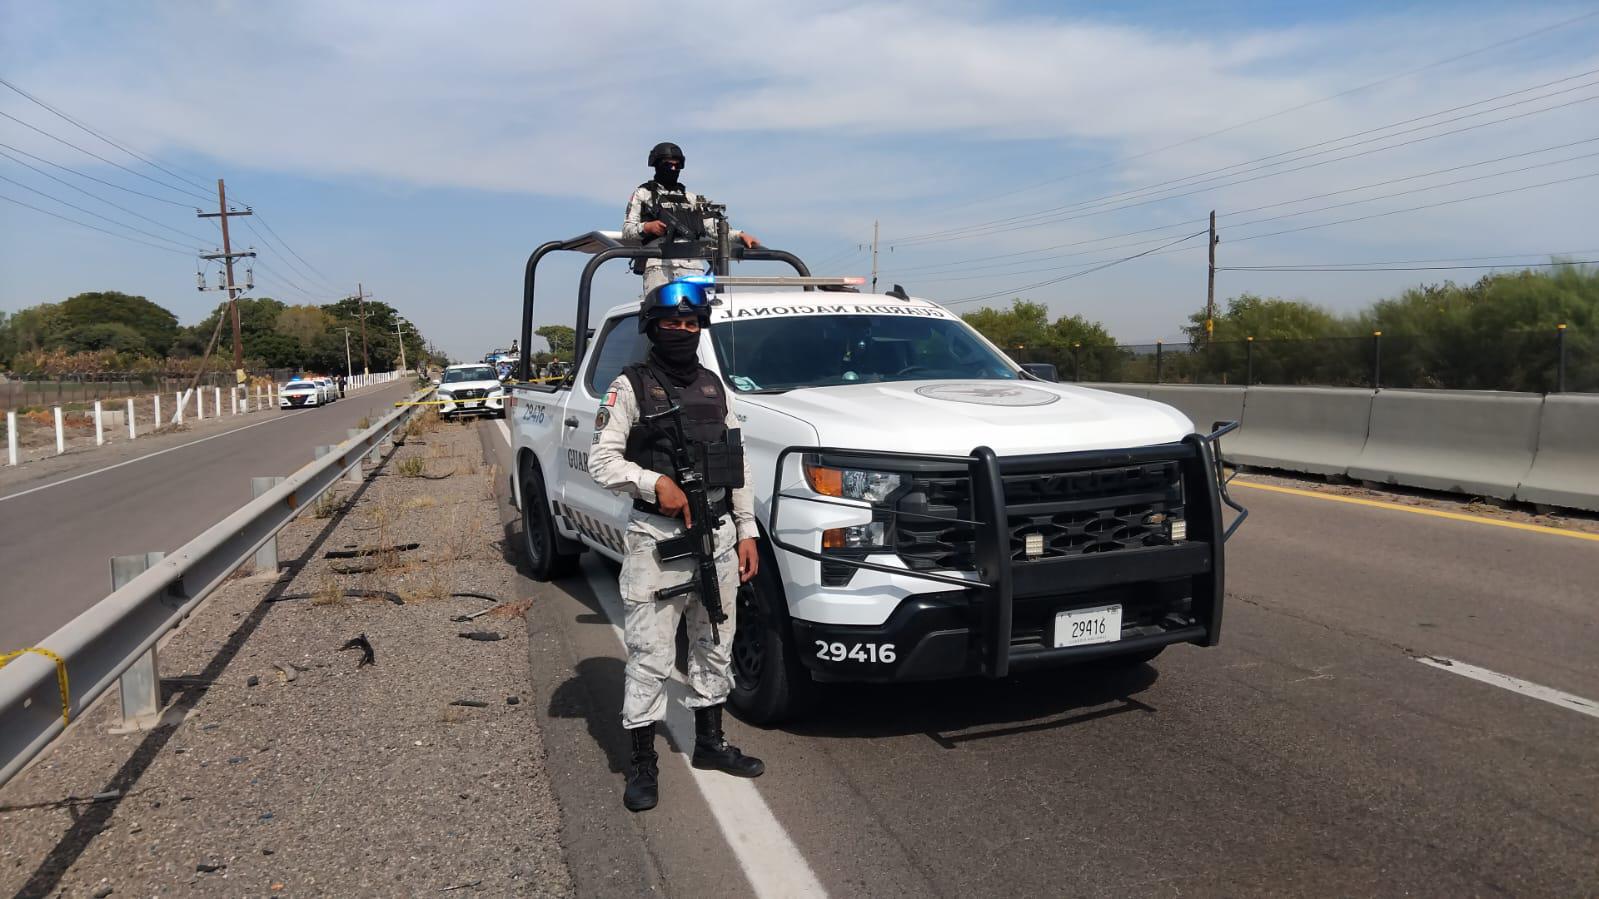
[638,180,706,244]
[623,363,739,516]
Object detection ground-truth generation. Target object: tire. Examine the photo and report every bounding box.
[729,552,814,724]
[519,459,579,581]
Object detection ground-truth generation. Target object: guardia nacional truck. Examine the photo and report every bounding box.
[508,229,1245,722]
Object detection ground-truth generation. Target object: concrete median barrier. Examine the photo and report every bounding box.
[1348,389,1542,501]
[1515,393,1599,512]
[1142,385,1246,436]
[1228,387,1374,477]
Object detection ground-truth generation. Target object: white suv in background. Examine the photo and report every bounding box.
[436,363,505,419]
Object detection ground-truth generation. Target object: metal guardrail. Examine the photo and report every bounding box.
[0,385,432,787]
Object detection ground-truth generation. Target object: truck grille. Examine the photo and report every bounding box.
[895,461,1183,571]
[453,388,488,400]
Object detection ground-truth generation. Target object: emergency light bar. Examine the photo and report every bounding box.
[682,275,866,289]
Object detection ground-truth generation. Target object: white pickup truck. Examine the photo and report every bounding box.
[509,231,1244,722]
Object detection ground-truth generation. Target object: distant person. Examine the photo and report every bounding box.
[623,142,761,293]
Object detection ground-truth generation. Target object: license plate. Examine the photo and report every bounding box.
[462,400,480,408]
[1054,604,1122,648]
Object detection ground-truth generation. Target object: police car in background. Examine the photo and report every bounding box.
[437,363,506,419]
[279,377,324,408]
[509,232,1245,723]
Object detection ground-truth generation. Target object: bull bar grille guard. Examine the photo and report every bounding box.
[766,422,1248,678]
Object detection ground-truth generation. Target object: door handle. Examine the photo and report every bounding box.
[564,416,579,428]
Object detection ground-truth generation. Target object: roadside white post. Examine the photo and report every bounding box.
[154,394,162,429]
[53,406,64,455]
[214,386,222,416]
[196,387,204,420]
[174,391,182,424]
[127,397,136,439]
[255,384,263,412]
[112,552,166,728]
[251,476,287,575]
[231,387,239,416]
[6,410,17,466]
[94,400,104,446]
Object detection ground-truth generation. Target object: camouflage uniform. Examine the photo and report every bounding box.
[588,375,757,729]
[621,184,747,293]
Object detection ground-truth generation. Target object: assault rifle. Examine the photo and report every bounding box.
[643,401,743,644]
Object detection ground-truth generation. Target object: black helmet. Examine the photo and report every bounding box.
[648,141,685,168]
[639,278,712,332]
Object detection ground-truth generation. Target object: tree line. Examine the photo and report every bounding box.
[0,291,445,377]
[964,265,1598,392]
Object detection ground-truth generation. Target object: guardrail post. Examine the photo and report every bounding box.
[1555,323,1567,393]
[113,552,166,728]
[54,407,64,455]
[94,400,104,446]
[127,397,136,439]
[251,477,287,575]
[1371,331,1383,389]
[1154,340,1164,384]
[7,410,17,466]
[343,429,365,484]
[1245,336,1255,386]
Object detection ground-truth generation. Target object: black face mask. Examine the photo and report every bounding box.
[648,326,700,384]
[653,162,682,188]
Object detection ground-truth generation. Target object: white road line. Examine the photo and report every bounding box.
[1416,657,1599,720]
[0,411,303,503]
[494,417,826,898]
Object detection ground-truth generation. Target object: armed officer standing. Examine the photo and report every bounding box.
[623,142,761,292]
[588,277,765,812]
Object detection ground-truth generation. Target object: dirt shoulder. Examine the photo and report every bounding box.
[0,411,573,897]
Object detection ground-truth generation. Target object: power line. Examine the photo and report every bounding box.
[893,78,1599,247]
[0,192,193,256]
[0,146,215,244]
[1215,250,1599,269]
[916,9,1599,219]
[944,229,1209,306]
[0,109,213,204]
[881,133,1599,280]
[1219,260,1599,273]
[238,216,341,295]
[0,76,217,194]
[0,172,200,250]
[0,141,196,208]
[248,211,340,289]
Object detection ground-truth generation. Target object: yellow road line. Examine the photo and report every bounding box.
[1231,479,1599,543]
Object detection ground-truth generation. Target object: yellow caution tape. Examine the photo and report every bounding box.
[0,647,71,724]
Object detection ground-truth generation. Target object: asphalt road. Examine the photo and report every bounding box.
[0,380,415,645]
[484,421,1599,897]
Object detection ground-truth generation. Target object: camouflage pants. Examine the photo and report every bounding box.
[641,259,709,294]
[620,514,740,729]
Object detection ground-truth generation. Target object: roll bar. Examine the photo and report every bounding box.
[518,231,811,380]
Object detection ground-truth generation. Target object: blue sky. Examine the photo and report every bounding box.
[2,1,1597,360]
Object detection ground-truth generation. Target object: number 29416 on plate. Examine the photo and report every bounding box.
[1053,604,1122,648]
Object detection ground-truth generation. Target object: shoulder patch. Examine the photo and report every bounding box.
[595,407,611,430]
[700,384,718,397]
[604,388,618,407]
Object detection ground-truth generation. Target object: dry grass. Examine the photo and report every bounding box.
[481,464,501,502]
[312,489,342,519]
[396,456,426,478]
[434,505,474,563]
[310,573,344,606]
[406,495,438,511]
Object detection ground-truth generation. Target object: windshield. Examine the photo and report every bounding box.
[709,314,1019,392]
[284,383,314,391]
[443,366,497,383]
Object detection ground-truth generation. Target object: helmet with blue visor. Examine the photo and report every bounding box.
[639,276,713,333]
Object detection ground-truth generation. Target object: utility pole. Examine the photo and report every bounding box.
[1206,209,1218,345]
[350,283,373,375]
[394,320,408,373]
[870,220,880,294]
[340,327,354,381]
[196,179,254,382]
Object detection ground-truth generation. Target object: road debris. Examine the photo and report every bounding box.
[340,634,376,667]
[457,631,504,642]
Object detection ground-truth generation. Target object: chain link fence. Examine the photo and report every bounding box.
[1012,326,1594,394]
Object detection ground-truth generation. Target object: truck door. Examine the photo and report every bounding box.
[559,313,650,553]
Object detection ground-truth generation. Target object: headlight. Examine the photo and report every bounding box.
[436,389,453,399]
[487,387,504,397]
[804,457,903,552]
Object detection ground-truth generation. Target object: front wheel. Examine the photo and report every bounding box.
[729,555,814,724]
[519,460,579,581]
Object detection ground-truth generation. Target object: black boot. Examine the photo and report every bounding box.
[623,724,659,812]
[691,705,765,777]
